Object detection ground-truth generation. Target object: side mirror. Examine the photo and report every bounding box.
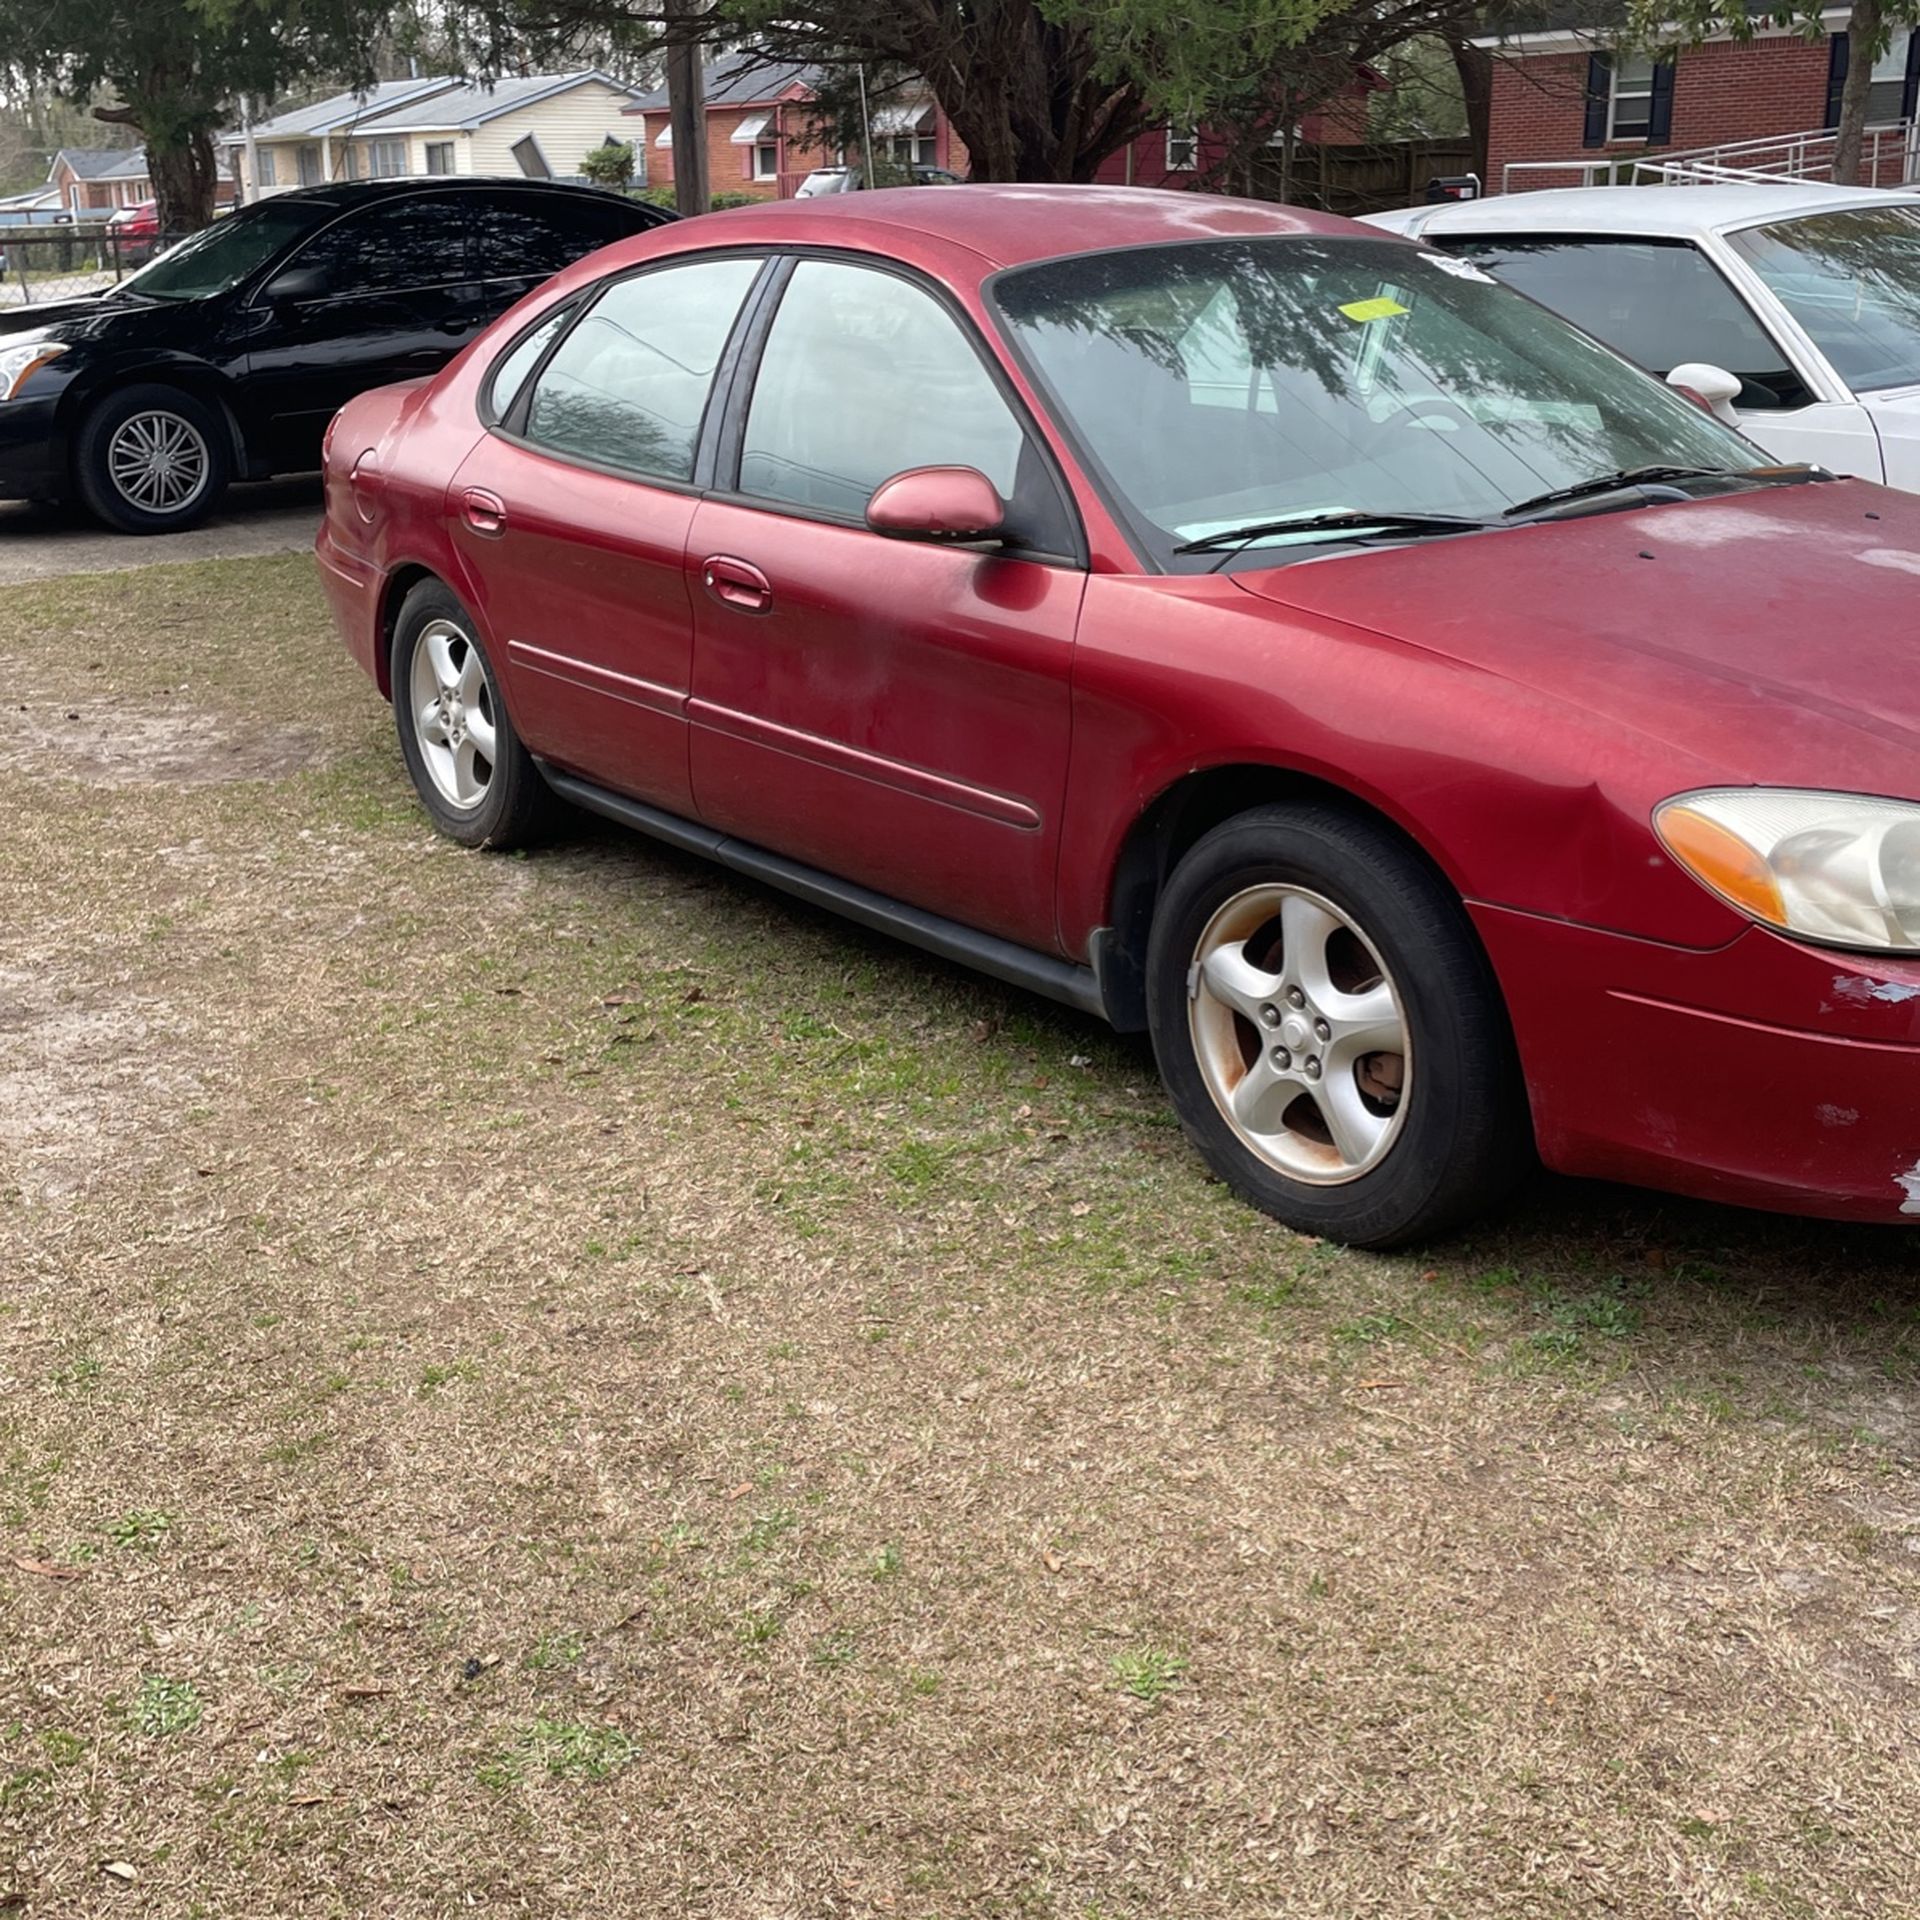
[865,465,1005,542]
[1667,361,1742,427]
[262,264,331,305]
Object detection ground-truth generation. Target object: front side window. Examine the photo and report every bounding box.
[523,256,761,480]
[1727,205,1920,392]
[469,191,644,280]
[284,195,470,296]
[1442,234,1812,410]
[992,236,1757,570]
[739,259,1024,515]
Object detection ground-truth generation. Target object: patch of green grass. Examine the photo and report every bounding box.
[477,1718,638,1789]
[130,1676,203,1738]
[1332,1312,1412,1349]
[106,1509,174,1551]
[48,1354,102,1392]
[1111,1648,1187,1705]
[417,1359,479,1394]
[526,1631,586,1673]
[870,1542,903,1581]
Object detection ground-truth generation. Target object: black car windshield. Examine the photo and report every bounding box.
[991,236,1761,568]
[1725,205,1920,394]
[114,202,330,301]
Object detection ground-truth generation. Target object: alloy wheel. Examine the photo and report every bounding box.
[408,619,497,812]
[1187,882,1412,1185]
[106,409,211,515]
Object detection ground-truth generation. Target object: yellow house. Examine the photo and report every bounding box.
[228,72,645,198]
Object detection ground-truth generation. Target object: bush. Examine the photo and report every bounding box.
[580,139,635,189]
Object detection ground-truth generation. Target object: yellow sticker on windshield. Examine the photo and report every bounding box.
[1339,296,1408,323]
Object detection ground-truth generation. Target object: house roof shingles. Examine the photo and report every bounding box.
[623,55,824,115]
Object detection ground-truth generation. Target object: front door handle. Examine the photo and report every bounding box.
[701,554,772,615]
[462,488,507,538]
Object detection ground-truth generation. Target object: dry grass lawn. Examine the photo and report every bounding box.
[4,553,1920,1918]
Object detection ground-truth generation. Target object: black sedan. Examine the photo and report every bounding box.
[0,178,672,533]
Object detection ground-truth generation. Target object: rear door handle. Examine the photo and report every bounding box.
[701,554,772,615]
[462,487,507,538]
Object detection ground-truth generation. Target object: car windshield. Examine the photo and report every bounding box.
[991,235,1760,568]
[1725,204,1920,393]
[113,202,328,301]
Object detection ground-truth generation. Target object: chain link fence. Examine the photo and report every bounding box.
[0,225,189,308]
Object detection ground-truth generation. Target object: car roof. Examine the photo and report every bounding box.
[241,177,658,217]
[1365,181,1920,243]
[684,182,1367,270]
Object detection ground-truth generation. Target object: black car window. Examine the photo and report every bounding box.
[1438,235,1815,411]
[116,202,327,301]
[739,259,1024,515]
[469,192,645,281]
[285,194,473,298]
[522,257,761,481]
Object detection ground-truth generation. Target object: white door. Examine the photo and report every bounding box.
[1734,399,1885,482]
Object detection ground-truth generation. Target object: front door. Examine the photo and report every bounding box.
[448,254,767,811]
[687,257,1084,954]
[241,192,485,472]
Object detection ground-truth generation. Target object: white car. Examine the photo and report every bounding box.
[1364,183,1920,489]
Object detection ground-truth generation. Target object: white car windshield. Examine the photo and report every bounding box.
[1726,204,1920,394]
[992,236,1761,568]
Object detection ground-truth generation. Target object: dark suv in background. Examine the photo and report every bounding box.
[0,178,673,533]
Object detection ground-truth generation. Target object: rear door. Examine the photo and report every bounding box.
[241,191,484,472]
[448,253,768,812]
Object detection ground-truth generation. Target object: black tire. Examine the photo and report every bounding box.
[389,578,552,850]
[1145,802,1529,1248]
[74,383,231,534]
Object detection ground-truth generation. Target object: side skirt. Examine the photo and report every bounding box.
[538,764,1112,1025]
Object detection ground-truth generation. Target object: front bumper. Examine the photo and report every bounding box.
[0,395,63,499]
[1474,904,1920,1223]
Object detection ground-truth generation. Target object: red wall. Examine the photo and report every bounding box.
[1487,35,1833,191]
[1093,88,1378,191]
[632,100,966,200]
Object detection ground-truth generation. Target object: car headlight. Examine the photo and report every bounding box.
[1655,788,1920,951]
[0,339,67,400]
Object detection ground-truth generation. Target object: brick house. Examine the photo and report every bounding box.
[1092,71,1389,188]
[622,55,967,200]
[47,146,236,215]
[1482,3,1920,190]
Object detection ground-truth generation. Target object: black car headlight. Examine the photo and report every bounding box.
[0,339,67,399]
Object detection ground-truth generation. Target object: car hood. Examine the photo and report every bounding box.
[1231,479,1920,797]
[0,294,181,344]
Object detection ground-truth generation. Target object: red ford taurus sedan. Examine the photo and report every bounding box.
[317,185,1920,1246]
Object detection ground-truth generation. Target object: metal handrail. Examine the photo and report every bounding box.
[1502,119,1918,192]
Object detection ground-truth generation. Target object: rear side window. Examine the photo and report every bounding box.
[285,194,471,296]
[486,306,571,420]
[522,257,761,481]
[1440,234,1815,411]
[470,192,651,281]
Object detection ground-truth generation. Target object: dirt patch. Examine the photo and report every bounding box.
[0,702,322,786]
[0,967,195,1199]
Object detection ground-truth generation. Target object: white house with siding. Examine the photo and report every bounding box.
[228,72,645,199]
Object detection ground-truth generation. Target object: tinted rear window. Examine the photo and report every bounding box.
[469,192,653,280]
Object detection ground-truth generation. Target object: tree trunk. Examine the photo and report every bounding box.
[146,130,217,235]
[665,0,709,215]
[1449,37,1493,188]
[1833,0,1883,185]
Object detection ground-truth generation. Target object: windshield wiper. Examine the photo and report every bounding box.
[1501,463,1817,520]
[1174,509,1494,556]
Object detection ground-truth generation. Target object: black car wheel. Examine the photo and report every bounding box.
[1146,802,1530,1248]
[390,579,553,850]
[75,383,230,535]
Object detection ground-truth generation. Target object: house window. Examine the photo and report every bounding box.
[365,139,408,179]
[1166,127,1199,171]
[753,142,779,181]
[425,141,455,176]
[1608,54,1658,140]
[887,134,938,167]
[257,147,277,187]
[1869,31,1914,124]
[511,133,552,179]
[296,144,321,186]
